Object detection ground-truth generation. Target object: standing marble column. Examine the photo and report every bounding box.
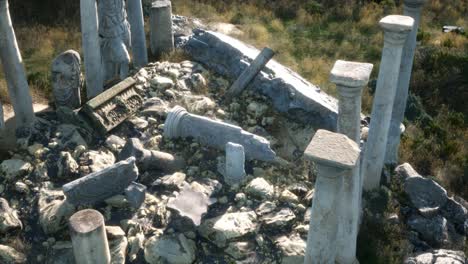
[0,0,35,127]
[80,0,104,99]
[386,0,427,165]
[330,60,373,264]
[150,0,174,57]
[362,15,414,191]
[304,129,361,264]
[127,0,148,68]
[0,100,4,130]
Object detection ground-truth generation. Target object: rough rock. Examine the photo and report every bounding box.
[150,76,174,90]
[56,124,88,149]
[106,226,128,264]
[404,174,448,214]
[183,29,338,130]
[198,211,257,247]
[38,184,75,234]
[144,233,196,264]
[182,95,216,114]
[0,244,26,264]
[395,162,420,180]
[245,177,274,200]
[81,149,116,173]
[406,214,464,248]
[153,172,187,190]
[275,234,306,264]
[441,197,468,234]
[0,198,22,234]
[167,185,214,226]
[404,249,466,264]
[57,151,79,178]
[0,159,32,180]
[261,207,296,229]
[224,241,256,260]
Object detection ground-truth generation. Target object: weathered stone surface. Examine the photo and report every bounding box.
[63,157,139,206]
[404,249,466,264]
[144,233,196,264]
[245,177,274,200]
[404,175,448,212]
[0,244,26,264]
[198,211,257,248]
[51,50,82,109]
[183,29,338,130]
[330,60,373,88]
[275,234,306,264]
[127,0,148,68]
[0,159,32,180]
[225,241,256,260]
[164,106,276,161]
[224,142,246,186]
[261,208,296,228]
[152,172,187,190]
[407,215,449,247]
[81,149,115,173]
[124,182,147,209]
[441,197,468,233]
[0,198,21,234]
[395,162,420,180]
[150,0,174,57]
[167,185,214,226]
[106,226,128,264]
[140,97,169,117]
[38,184,75,234]
[304,129,360,169]
[81,77,143,135]
[57,151,79,178]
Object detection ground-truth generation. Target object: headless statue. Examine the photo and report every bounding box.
[98,0,131,84]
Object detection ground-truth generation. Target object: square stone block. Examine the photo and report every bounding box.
[379,15,415,32]
[330,60,373,88]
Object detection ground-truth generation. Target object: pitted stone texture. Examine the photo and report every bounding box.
[404,249,466,264]
[304,129,360,169]
[198,211,257,248]
[183,29,338,130]
[330,60,373,88]
[379,15,415,32]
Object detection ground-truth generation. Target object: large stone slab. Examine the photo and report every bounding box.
[182,29,338,130]
[81,77,143,135]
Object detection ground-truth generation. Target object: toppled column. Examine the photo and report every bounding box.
[303,130,361,264]
[225,47,275,100]
[81,77,143,135]
[63,157,139,206]
[51,50,82,109]
[69,209,111,264]
[127,0,148,68]
[224,142,246,186]
[0,0,35,127]
[80,0,104,99]
[386,0,428,165]
[330,60,373,264]
[118,138,185,172]
[164,106,276,162]
[150,0,174,57]
[362,15,414,191]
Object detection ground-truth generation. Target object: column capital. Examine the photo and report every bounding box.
[304,130,360,171]
[404,0,427,9]
[380,15,414,46]
[152,0,171,9]
[330,60,373,96]
[164,106,189,138]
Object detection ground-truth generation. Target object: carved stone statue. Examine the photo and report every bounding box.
[51,50,82,109]
[98,0,131,84]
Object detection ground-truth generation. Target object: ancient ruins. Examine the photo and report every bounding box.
[0,0,466,263]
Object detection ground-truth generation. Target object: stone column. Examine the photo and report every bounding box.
[80,0,104,99]
[225,47,275,100]
[304,129,361,264]
[69,209,111,264]
[164,106,276,162]
[225,142,246,186]
[127,0,148,68]
[386,0,427,165]
[330,60,373,264]
[0,0,35,127]
[0,101,4,130]
[362,15,414,191]
[150,0,174,57]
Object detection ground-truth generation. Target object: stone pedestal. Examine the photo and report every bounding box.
[225,47,275,100]
[80,0,104,99]
[330,60,373,264]
[303,130,360,264]
[164,106,276,162]
[51,50,82,109]
[362,15,414,191]
[127,0,148,68]
[386,0,427,165]
[69,209,111,264]
[150,0,174,57]
[0,0,35,127]
[225,142,246,186]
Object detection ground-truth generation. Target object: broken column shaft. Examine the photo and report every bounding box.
[386,0,428,165]
[225,142,246,186]
[0,0,35,127]
[362,15,414,191]
[164,106,276,162]
[150,0,174,57]
[80,0,104,99]
[63,157,138,206]
[225,47,275,100]
[127,0,148,68]
[304,130,361,264]
[330,60,373,264]
[118,138,185,172]
[69,209,111,264]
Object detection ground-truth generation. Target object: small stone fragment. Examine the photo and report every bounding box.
[245,177,274,200]
[0,159,32,180]
[144,233,196,264]
[0,198,22,234]
[0,244,26,264]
